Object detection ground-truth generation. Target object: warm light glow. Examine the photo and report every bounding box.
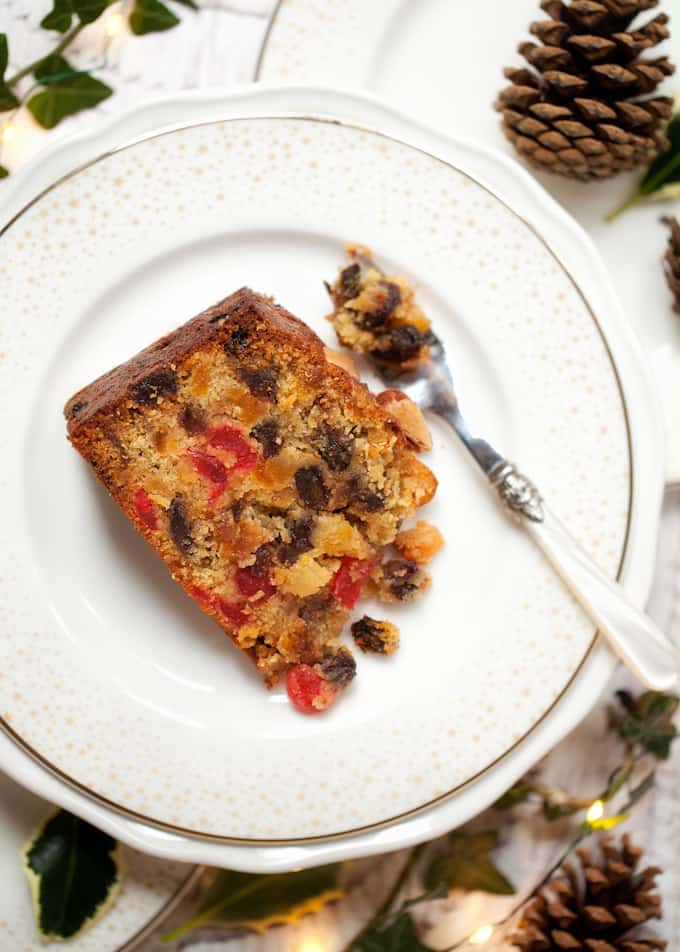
[469,924,494,945]
[296,940,326,952]
[106,12,124,36]
[2,123,16,143]
[586,799,604,823]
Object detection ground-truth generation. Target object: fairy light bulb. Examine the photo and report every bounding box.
[469,924,494,944]
[2,123,16,144]
[296,939,327,952]
[106,12,124,37]
[586,799,604,823]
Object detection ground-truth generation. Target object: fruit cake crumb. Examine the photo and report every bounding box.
[351,616,400,655]
[395,521,444,564]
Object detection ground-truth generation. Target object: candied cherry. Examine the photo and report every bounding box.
[132,488,158,530]
[190,585,214,610]
[186,446,228,502]
[286,664,337,714]
[234,565,276,601]
[216,598,248,630]
[331,557,376,609]
[206,426,258,472]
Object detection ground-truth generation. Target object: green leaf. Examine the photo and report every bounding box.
[0,33,9,77]
[0,164,9,179]
[0,34,19,111]
[22,809,122,941]
[41,0,74,32]
[494,782,534,810]
[607,101,680,220]
[163,863,343,943]
[27,55,112,129]
[355,888,446,952]
[73,0,110,23]
[129,0,180,34]
[615,690,679,760]
[424,831,514,895]
[171,0,199,7]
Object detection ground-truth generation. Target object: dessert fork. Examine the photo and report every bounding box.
[375,331,680,691]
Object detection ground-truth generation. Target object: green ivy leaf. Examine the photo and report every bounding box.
[129,0,180,34]
[354,888,447,952]
[22,809,122,941]
[615,690,679,760]
[0,164,9,179]
[41,0,74,32]
[164,863,343,943]
[73,0,110,23]
[171,0,199,7]
[424,831,514,895]
[27,54,112,129]
[0,34,20,112]
[494,782,533,810]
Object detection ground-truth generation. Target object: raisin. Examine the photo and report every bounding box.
[222,325,250,352]
[381,559,424,602]
[178,402,207,435]
[351,617,395,654]
[345,474,385,512]
[230,500,245,522]
[237,365,278,401]
[279,516,314,565]
[317,425,353,472]
[336,262,361,305]
[130,369,178,405]
[359,281,401,330]
[371,325,425,365]
[250,543,275,577]
[295,465,330,509]
[250,418,280,458]
[298,592,334,622]
[318,649,356,687]
[169,495,194,556]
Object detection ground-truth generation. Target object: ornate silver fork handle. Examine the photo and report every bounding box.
[378,332,680,691]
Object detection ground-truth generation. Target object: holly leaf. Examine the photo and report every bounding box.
[129,0,180,34]
[73,0,110,23]
[22,809,122,941]
[424,831,514,895]
[41,0,74,32]
[615,690,679,760]
[0,35,19,112]
[354,888,446,952]
[0,164,9,178]
[26,54,112,129]
[164,863,343,943]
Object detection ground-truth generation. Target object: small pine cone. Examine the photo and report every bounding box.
[496,0,675,181]
[511,834,666,951]
[662,216,680,313]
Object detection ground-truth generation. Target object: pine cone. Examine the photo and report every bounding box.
[496,1,675,181]
[662,216,680,313]
[511,834,666,951]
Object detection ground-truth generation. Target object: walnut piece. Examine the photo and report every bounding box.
[395,521,444,564]
[377,389,432,452]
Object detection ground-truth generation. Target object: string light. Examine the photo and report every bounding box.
[586,799,604,823]
[106,12,124,37]
[295,939,327,952]
[469,924,495,945]
[2,123,16,144]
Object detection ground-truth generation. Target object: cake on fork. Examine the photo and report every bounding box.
[65,289,437,712]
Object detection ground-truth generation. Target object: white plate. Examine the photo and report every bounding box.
[0,85,664,870]
[258,0,680,482]
[0,769,197,952]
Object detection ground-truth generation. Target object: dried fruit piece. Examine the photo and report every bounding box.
[250,418,280,458]
[216,598,248,630]
[286,664,338,714]
[130,370,178,406]
[190,585,213,609]
[316,424,354,472]
[331,556,376,609]
[395,521,444,564]
[168,495,194,556]
[237,365,278,401]
[206,426,258,472]
[317,649,357,687]
[352,616,400,654]
[295,465,330,509]
[234,564,276,601]
[279,516,315,565]
[186,446,228,502]
[178,402,207,435]
[132,488,158,530]
[375,559,430,604]
[372,325,426,365]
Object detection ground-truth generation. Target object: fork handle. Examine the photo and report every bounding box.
[489,462,680,691]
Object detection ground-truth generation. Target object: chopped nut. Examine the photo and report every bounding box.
[351,616,400,654]
[395,521,444,564]
[377,389,432,452]
[324,346,359,378]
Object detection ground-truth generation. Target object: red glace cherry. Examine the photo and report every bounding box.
[286,664,338,714]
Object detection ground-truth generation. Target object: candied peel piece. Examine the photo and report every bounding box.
[395,521,444,565]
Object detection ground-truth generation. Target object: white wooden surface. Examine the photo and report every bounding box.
[1,2,679,949]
